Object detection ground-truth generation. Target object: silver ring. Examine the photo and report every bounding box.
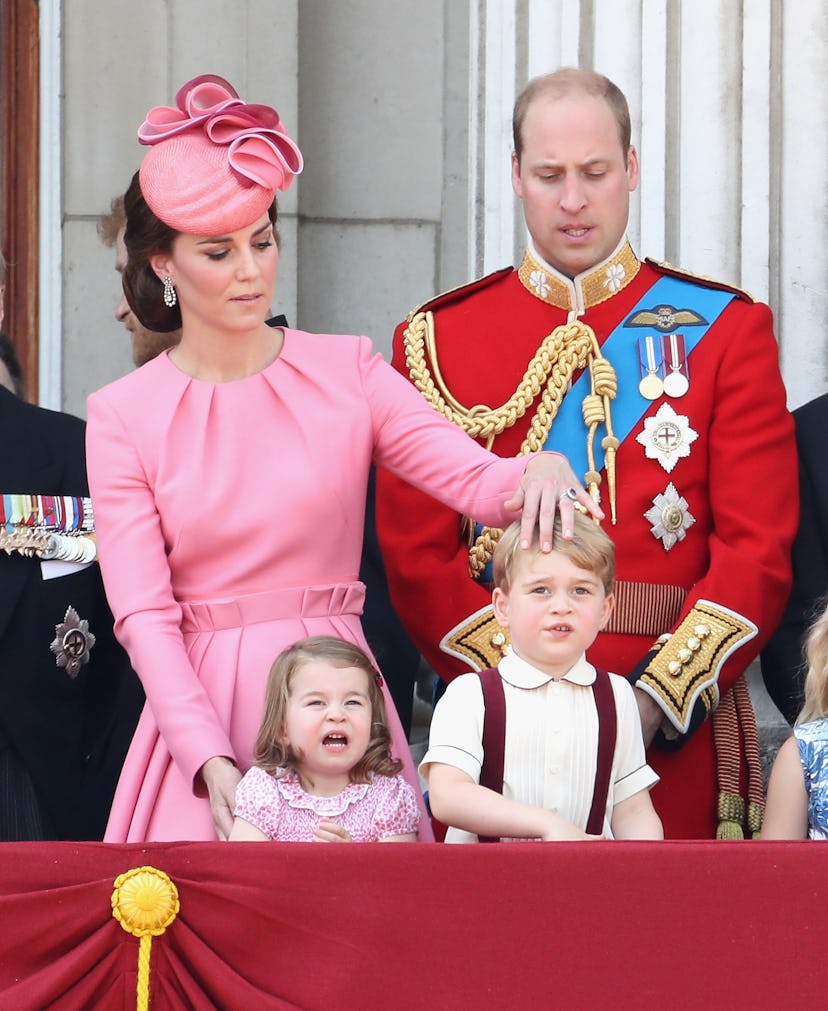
[559,487,579,503]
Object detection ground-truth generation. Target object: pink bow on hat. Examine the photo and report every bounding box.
[138,74,303,193]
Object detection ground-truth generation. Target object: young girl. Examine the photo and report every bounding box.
[762,600,828,839]
[229,637,420,842]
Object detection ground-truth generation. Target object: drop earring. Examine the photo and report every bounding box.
[162,275,177,308]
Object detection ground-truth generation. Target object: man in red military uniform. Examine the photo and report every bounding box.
[376,68,797,838]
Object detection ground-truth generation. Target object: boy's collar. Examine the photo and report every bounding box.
[499,647,595,688]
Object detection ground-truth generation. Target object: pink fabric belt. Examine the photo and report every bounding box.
[179,582,366,632]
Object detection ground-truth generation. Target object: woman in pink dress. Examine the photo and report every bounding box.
[86,75,600,843]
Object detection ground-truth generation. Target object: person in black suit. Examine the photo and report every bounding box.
[0,252,140,839]
[761,393,828,724]
[0,384,144,839]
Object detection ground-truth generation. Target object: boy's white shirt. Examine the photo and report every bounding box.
[420,647,658,842]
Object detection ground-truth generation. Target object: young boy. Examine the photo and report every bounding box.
[421,514,663,841]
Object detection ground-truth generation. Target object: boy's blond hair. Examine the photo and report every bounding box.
[493,514,615,595]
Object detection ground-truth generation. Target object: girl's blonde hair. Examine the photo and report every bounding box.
[254,635,402,782]
[798,599,828,723]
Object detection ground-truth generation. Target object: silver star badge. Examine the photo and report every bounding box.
[644,483,695,551]
[636,403,698,473]
[50,606,96,679]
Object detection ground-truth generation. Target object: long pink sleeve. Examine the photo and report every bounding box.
[86,391,234,790]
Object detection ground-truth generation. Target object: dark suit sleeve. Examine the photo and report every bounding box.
[761,395,828,724]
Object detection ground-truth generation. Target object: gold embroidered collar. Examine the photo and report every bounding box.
[517,238,640,313]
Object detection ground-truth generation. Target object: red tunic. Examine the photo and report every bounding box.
[376,243,797,838]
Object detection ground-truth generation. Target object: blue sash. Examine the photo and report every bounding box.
[472,275,735,583]
[542,276,736,477]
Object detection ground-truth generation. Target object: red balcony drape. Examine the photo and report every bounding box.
[0,840,819,1009]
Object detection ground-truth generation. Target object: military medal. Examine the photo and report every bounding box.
[50,606,96,678]
[0,491,96,560]
[644,482,696,551]
[662,333,689,397]
[637,335,664,400]
[636,403,698,473]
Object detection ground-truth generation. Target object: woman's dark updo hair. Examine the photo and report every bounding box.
[121,170,280,334]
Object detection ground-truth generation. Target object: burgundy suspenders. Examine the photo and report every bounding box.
[477,667,507,843]
[587,665,618,835]
[476,666,618,842]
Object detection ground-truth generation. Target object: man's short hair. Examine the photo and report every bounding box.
[512,67,631,164]
[493,512,616,596]
[97,195,126,248]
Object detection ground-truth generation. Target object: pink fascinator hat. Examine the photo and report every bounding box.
[137,74,303,234]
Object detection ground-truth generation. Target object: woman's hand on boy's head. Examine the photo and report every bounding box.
[314,819,353,843]
[505,452,603,551]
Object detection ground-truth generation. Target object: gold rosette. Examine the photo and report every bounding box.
[112,866,180,1011]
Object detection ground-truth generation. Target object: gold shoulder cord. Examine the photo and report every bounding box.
[404,309,619,577]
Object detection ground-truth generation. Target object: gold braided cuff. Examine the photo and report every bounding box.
[440,606,510,672]
[635,600,757,735]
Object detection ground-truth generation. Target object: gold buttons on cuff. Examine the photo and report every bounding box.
[667,623,711,677]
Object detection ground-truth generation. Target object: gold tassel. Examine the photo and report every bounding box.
[716,791,745,840]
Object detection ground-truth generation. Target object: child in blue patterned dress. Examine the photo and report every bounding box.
[229,636,419,842]
[763,600,828,838]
